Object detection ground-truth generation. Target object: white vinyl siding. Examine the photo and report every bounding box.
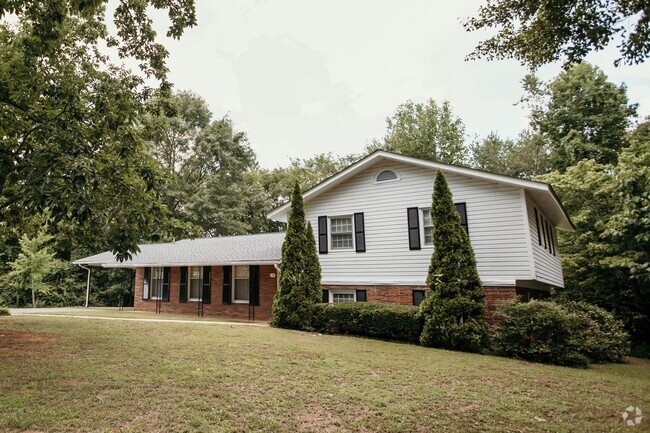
[526,194,564,287]
[305,160,534,286]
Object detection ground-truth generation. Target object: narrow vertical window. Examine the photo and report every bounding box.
[188,266,203,301]
[534,207,542,246]
[422,210,433,246]
[455,203,469,234]
[150,267,164,299]
[233,265,250,303]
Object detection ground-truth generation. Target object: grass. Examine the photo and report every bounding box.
[33,309,247,323]
[1,313,649,433]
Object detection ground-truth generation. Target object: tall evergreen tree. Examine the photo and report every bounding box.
[271,183,321,330]
[419,170,488,352]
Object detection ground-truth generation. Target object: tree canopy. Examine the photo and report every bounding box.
[368,99,467,165]
[465,0,650,68]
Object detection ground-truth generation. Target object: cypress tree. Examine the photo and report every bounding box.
[419,170,488,352]
[271,182,321,330]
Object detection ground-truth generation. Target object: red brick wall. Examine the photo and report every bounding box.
[323,284,519,324]
[133,265,277,320]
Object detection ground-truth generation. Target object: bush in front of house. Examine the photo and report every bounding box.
[0,306,9,316]
[312,302,423,343]
[563,301,629,363]
[493,300,630,368]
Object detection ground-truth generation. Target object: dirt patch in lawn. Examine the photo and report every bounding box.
[0,329,64,356]
[297,406,345,433]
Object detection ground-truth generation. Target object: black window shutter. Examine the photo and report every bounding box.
[354,212,366,253]
[222,266,232,305]
[551,227,556,256]
[542,217,548,249]
[412,290,425,306]
[407,207,421,250]
[162,267,171,302]
[455,203,469,234]
[249,265,260,306]
[179,267,188,303]
[318,216,328,254]
[202,266,211,304]
[356,290,367,302]
[321,289,329,303]
[143,267,151,300]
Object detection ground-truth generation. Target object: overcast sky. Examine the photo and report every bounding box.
[147,1,649,169]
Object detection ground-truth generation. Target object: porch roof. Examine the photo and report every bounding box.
[73,232,286,268]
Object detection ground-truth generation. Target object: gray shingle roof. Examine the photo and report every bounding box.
[74,232,285,267]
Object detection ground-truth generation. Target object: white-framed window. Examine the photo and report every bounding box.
[331,291,356,303]
[375,169,399,183]
[188,266,203,301]
[330,216,353,250]
[422,209,433,246]
[150,266,164,300]
[233,265,250,303]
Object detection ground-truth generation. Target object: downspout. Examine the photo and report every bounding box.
[273,263,281,293]
[78,264,91,308]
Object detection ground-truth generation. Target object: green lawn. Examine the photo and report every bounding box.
[1,314,649,432]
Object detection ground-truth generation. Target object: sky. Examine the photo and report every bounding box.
[142,1,649,169]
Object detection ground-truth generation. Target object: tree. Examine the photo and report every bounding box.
[465,0,650,68]
[470,130,549,179]
[419,170,488,352]
[528,63,637,172]
[4,229,62,307]
[368,99,467,165]
[0,19,192,261]
[143,91,264,236]
[271,183,322,330]
[1,0,196,87]
[539,146,649,349]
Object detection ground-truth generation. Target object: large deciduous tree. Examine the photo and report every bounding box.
[419,170,488,352]
[465,0,650,68]
[470,130,549,179]
[527,63,637,172]
[271,183,322,330]
[143,91,266,236]
[0,20,191,261]
[368,99,467,165]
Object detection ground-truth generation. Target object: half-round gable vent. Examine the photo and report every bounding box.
[376,170,398,182]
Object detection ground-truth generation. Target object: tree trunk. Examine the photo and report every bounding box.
[31,275,36,308]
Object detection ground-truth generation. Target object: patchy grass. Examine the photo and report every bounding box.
[0,315,649,433]
[34,309,248,323]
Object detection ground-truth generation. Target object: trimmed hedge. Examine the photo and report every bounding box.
[312,302,423,343]
[493,300,629,368]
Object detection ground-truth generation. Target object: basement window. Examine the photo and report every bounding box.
[331,291,356,303]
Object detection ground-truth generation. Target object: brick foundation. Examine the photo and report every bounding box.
[324,284,521,325]
[133,265,277,320]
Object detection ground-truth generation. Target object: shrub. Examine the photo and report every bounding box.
[0,307,9,316]
[493,300,590,368]
[563,301,629,363]
[312,302,423,344]
[493,300,631,367]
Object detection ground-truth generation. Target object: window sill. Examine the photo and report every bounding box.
[233,300,249,304]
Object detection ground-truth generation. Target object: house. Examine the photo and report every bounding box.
[75,151,574,321]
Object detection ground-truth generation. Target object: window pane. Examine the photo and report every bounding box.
[332,233,353,249]
[331,218,352,234]
[151,267,163,299]
[235,265,249,279]
[190,266,202,279]
[234,279,249,301]
[423,211,432,227]
[424,227,433,246]
[332,292,355,303]
[189,279,202,299]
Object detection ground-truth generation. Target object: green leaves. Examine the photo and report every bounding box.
[369,99,467,165]
[272,183,322,331]
[465,0,650,69]
[419,170,488,352]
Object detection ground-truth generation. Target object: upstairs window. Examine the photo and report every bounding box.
[331,217,353,249]
[376,170,398,183]
[423,210,433,246]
